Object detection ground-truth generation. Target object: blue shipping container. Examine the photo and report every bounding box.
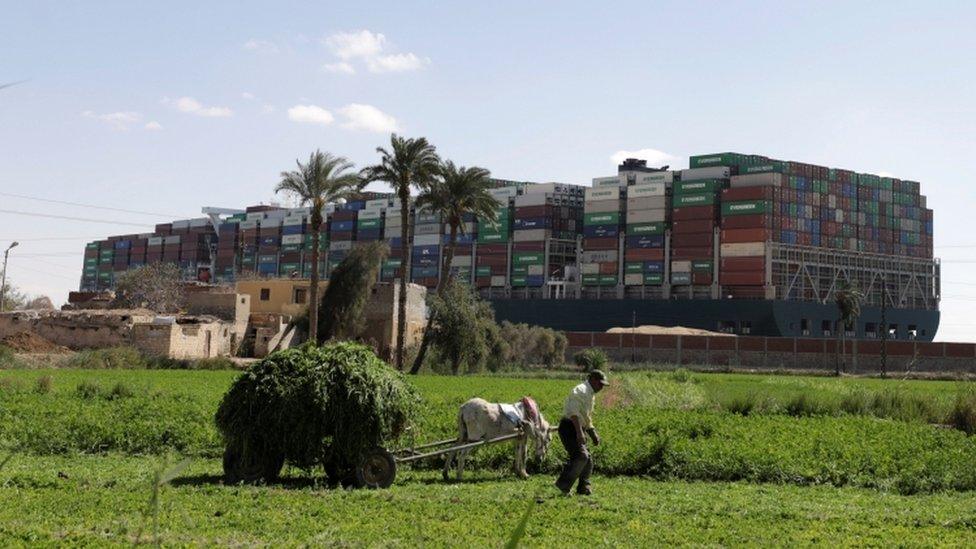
[625,235,664,249]
[412,245,440,257]
[514,217,550,230]
[644,261,665,273]
[526,275,545,287]
[357,228,382,240]
[260,236,279,246]
[114,240,132,249]
[331,220,354,232]
[583,225,619,238]
[282,225,304,235]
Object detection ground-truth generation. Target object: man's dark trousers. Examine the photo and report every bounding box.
[555,417,592,493]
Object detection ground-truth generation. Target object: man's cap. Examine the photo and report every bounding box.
[589,369,610,386]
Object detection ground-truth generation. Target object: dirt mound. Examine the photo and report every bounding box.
[606,325,734,337]
[1,332,70,353]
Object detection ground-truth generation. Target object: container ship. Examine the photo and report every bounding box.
[79,152,940,341]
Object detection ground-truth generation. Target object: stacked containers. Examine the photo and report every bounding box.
[239,215,260,275]
[672,167,728,287]
[215,218,241,281]
[445,213,476,283]
[381,199,408,282]
[856,174,929,258]
[511,183,583,288]
[624,172,670,286]
[411,206,442,288]
[476,187,516,288]
[329,202,360,276]
[96,240,114,289]
[582,180,624,288]
[81,242,99,289]
[256,213,283,277]
[279,209,306,278]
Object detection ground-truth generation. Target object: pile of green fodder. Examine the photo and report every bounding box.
[215,342,420,485]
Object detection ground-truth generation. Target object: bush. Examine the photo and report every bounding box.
[76,381,101,399]
[0,376,23,393]
[108,382,135,400]
[498,322,567,368]
[318,241,388,342]
[573,348,608,372]
[67,347,147,369]
[950,387,976,435]
[215,342,421,485]
[35,375,53,394]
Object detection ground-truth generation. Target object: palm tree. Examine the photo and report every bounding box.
[361,135,440,370]
[276,151,363,343]
[409,161,499,374]
[834,281,864,375]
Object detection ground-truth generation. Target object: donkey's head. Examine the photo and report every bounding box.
[524,414,552,460]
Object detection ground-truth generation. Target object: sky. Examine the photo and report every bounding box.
[2,1,976,340]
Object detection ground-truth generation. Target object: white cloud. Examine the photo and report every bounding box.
[325,30,386,60]
[241,92,256,100]
[609,148,675,167]
[367,53,429,73]
[324,61,356,74]
[338,103,398,133]
[144,121,162,130]
[262,104,276,114]
[287,104,334,126]
[163,96,233,118]
[322,29,428,74]
[81,110,143,130]
[242,39,279,53]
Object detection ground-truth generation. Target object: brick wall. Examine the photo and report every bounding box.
[565,332,976,374]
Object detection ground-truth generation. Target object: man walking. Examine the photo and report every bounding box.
[555,369,608,496]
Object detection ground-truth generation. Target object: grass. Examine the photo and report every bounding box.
[2,454,976,546]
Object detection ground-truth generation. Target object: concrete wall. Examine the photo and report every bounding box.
[236,279,311,315]
[565,332,976,374]
[0,310,155,350]
[131,320,232,360]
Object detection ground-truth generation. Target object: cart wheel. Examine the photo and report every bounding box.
[356,448,397,489]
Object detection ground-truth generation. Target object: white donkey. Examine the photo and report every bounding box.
[443,396,551,481]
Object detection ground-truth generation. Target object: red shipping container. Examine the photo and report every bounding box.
[721,228,770,243]
[478,244,508,254]
[514,205,553,217]
[671,247,713,260]
[598,262,617,275]
[513,241,545,252]
[672,205,719,222]
[331,210,356,222]
[721,214,773,229]
[692,272,713,285]
[672,232,714,247]
[722,186,778,201]
[625,248,665,261]
[475,277,491,288]
[720,257,764,272]
[721,271,765,286]
[671,219,714,234]
[583,237,617,250]
[476,255,508,267]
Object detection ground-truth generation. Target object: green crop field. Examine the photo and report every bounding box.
[1,368,976,545]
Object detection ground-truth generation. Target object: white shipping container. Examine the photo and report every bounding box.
[671,260,692,273]
[626,208,667,224]
[189,218,210,228]
[265,210,287,220]
[414,224,441,235]
[592,175,624,188]
[635,171,674,185]
[721,243,767,257]
[246,212,265,222]
[330,241,353,251]
[514,229,549,241]
[413,234,441,246]
[148,236,164,246]
[522,182,559,195]
[324,204,337,214]
[582,250,617,263]
[626,196,668,210]
[283,216,305,226]
[630,182,667,197]
[365,198,390,210]
[358,209,382,220]
[585,199,623,214]
[287,207,310,216]
[730,173,785,188]
[835,209,845,223]
[527,264,544,276]
[172,219,191,229]
[681,166,731,181]
[164,235,181,245]
[585,186,621,201]
[261,219,282,228]
[581,262,600,275]
[451,255,473,267]
[514,193,549,207]
[281,234,303,245]
[239,220,258,229]
[625,273,644,286]
[491,275,507,287]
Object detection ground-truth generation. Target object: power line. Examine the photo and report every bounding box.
[0,191,185,218]
[0,236,103,242]
[0,209,153,228]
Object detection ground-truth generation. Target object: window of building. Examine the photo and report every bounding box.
[294,288,308,304]
[259,288,270,301]
[888,324,898,339]
[821,320,832,337]
[865,322,877,338]
[800,319,810,336]
[908,325,918,340]
[718,320,736,334]
[740,321,752,335]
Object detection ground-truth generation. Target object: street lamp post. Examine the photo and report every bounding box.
[1,241,19,312]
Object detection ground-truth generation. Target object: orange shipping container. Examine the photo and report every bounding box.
[721,228,770,243]
[720,256,765,272]
[625,248,665,261]
[598,262,618,275]
[720,271,765,286]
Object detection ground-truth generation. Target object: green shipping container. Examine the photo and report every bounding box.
[513,252,544,265]
[627,222,666,235]
[689,152,748,169]
[281,244,302,253]
[476,266,491,277]
[86,242,99,250]
[625,262,644,274]
[674,193,717,207]
[644,273,664,285]
[383,259,402,268]
[584,212,620,226]
[722,200,770,216]
[512,266,527,275]
[675,180,722,195]
[599,275,618,286]
[692,260,713,272]
[477,231,506,243]
[511,275,528,286]
[740,162,786,175]
[279,263,301,274]
[357,218,382,230]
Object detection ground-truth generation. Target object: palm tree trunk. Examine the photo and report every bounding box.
[308,212,322,344]
[835,317,841,376]
[395,191,410,370]
[409,221,458,375]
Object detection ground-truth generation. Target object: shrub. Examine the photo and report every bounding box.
[67,347,147,369]
[573,348,608,373]
[950,387,976,435]
[76,381,101,399]
[670,368,692,383]
[112,263,185,312]
[318,241,388,342]
[725,393,758,416]
[0,376,24,393]
[108,382,135,400]
[0,344,16,367]
[784,393,828,417]
[427,282,506,375]
[189,357,237,370]
[214,342,421,485]
[34,375,53,394]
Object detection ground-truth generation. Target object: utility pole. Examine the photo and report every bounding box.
[1,241,19,312]
[880,275,888,378]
